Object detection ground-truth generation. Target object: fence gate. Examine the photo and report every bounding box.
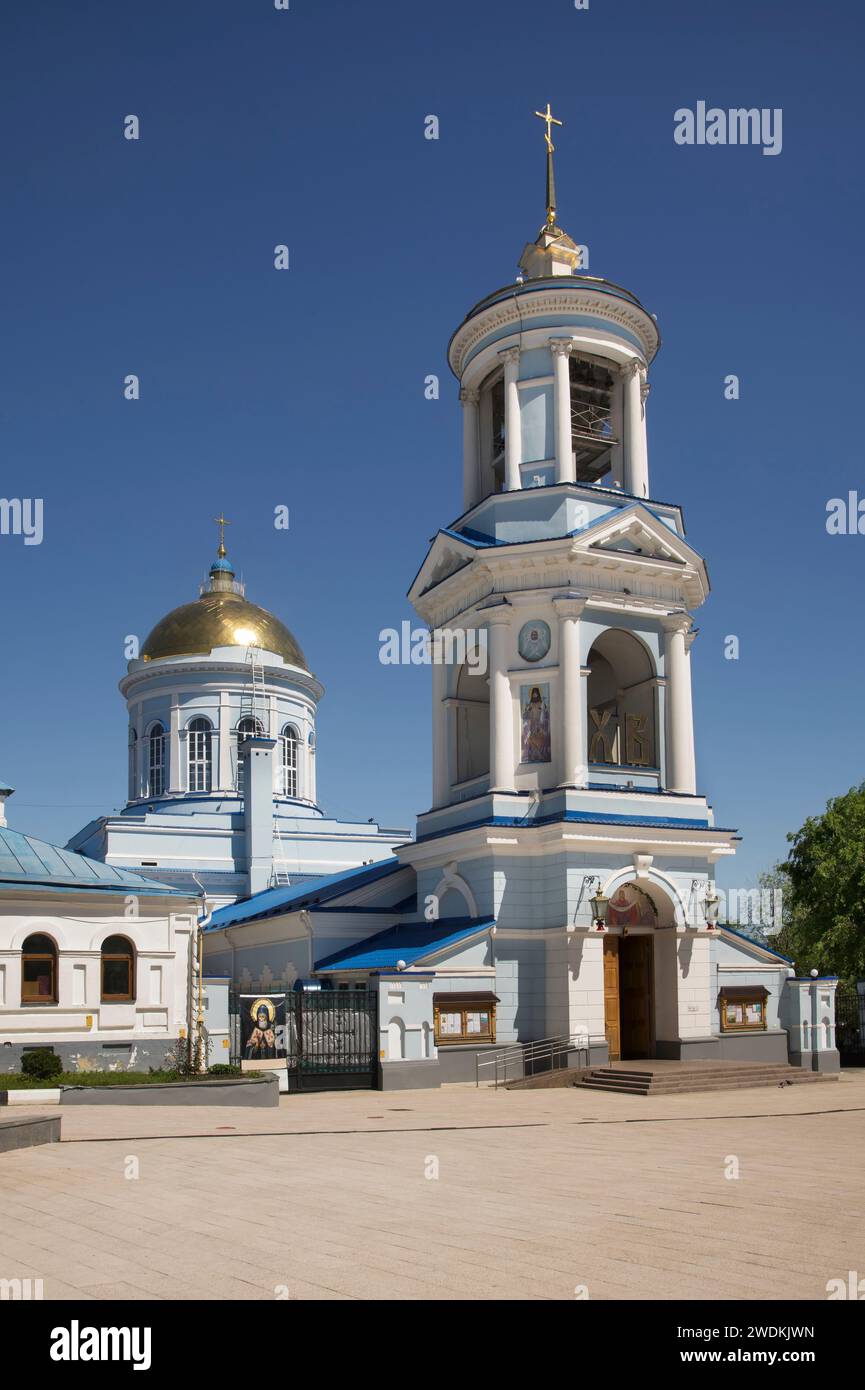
[296,990,378,1090]
[835,984,865,1063]
[229,988,379,1091]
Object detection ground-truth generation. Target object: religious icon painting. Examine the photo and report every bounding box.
[517,619,551,663]
[520,683,551,763]
[240,993,287,1064]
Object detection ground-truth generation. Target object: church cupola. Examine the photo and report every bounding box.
[120,518,322,814]
[449,103,659,509]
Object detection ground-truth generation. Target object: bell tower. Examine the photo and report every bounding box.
[400,108,738,1058]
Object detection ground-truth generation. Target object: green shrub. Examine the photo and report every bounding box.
[21,1049,62,1080]
[207,1064,242,1076]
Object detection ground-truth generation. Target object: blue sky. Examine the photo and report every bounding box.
[1,0,862,887]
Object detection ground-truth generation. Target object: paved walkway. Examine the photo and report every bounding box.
[1,1073,863,1300]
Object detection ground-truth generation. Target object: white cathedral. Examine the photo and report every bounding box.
[0,112,838,1083]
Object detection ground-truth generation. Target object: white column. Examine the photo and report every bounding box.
[551,339,574,484]
[486,612,515,791]
[553,594,587,787]
[308,731,317,804]
[168,697,182,793]
[460,386,481,511]
[623,359,649,499]
[431,633,449,806]
[218,691,232,791]
[500,347,521,492]
[663,614,696,794]
[683,628,698,792]
[610,371,625,486]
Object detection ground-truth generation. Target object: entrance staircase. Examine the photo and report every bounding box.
[581,1060,838,1097]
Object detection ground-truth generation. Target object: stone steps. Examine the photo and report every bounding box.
[581,1062,838,1096]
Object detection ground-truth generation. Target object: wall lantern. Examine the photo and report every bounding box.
[589,890,609,931]
[704,890,720,930]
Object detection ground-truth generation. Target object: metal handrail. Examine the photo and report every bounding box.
[475,1032,591,1088]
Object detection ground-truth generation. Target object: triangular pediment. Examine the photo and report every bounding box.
[577,505,702,568]
[407,530,479,604]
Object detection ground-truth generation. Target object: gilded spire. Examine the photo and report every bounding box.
[213,512,231,560]
[519,104,581,280]
[534,102,563,231]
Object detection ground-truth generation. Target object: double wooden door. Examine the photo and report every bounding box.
[603,935,653,1060]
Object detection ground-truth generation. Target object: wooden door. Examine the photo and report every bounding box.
[620,935,653,1059]
[603,937,621,1061]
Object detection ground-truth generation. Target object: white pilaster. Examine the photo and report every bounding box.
[168,698,182,794]
[662,614,696,794]
[623,358,649,499]
[486,611,515,791]
[553,594,587,787]
[460,386,481,511]
[500,347,521,492]
[218,691,232,791]
[551,339,574,484]
[431,635,449,806]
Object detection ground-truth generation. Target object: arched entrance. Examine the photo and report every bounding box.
[601,882,675,1061]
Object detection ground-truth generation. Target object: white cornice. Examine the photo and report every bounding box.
[449,284,659,380]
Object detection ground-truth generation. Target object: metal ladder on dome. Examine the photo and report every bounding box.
[271,816,292,889]
[241,647,267,730]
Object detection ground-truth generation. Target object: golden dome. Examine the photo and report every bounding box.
[141,554,307,668]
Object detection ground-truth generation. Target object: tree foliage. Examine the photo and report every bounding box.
[763,782,865,982]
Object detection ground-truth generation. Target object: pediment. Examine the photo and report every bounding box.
[577,505,700,568]
[407,530,479,604]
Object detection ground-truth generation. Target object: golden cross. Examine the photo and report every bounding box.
[534,102,563,153]
[213,512,231,557]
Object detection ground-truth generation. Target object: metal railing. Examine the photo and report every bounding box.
[475,1032,592,1088]
[571,397,615,441]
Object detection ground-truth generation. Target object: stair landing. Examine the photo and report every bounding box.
[582,1058,838,1096]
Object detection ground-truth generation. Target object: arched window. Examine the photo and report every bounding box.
[187,717,213,792]
[128,728,138,800]
[455,657,490,783]
[101,936,135,1002]
[280,724,299,797]
[148,722,166,798]
[21,934,58,1004]
[586,630,656,769]
[235,716,263,792]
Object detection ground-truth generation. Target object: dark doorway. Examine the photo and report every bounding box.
[619,934,654,1059]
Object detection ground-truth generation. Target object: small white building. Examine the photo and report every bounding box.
[0,784,200,1075]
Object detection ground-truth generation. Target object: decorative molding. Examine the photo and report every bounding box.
[498,346,521,367]
[449,287,660,378]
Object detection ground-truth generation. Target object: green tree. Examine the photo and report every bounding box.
[763,782,865,982]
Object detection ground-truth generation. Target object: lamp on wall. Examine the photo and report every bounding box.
[704,889,720,931]
[589,889,609,932]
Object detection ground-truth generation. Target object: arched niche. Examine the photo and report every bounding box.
[586,629,656,769]
[455,659,489,784]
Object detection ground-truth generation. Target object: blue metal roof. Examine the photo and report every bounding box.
[205,857,405,931]
[415,810,736,844]
[0,828,185,894]
[315,917,494,972]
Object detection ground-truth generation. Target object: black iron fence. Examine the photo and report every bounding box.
[835,984,865,1062]
[229,988,378,1090]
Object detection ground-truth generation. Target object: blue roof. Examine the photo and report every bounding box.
[0,828,186,894]
[205,857,405,931]
[0,777,13,793]
[415,810,736,844]
[315,917,494,972]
